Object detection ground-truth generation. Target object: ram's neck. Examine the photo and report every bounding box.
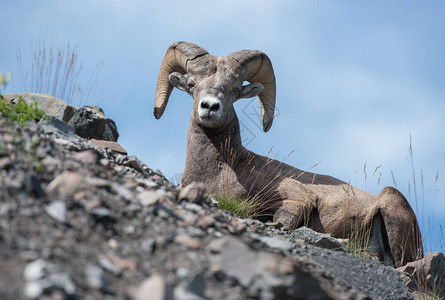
[182,113,247,189]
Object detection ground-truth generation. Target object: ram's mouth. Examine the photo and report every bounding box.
[200,116,216,122]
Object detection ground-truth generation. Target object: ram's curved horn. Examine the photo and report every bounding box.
[228,50,276,132]
[154,41,209,119]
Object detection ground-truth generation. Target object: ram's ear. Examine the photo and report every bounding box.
[239,82,264,99]
[169,72,189,92]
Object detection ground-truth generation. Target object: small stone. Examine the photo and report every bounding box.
[45,201,67,223]
[108,256,137,273]
[182,202,203,212]
[175,210,198,224]
[41,156,60,172]
[141,237,156,254]
[72,150,98,164]
[39,116,75,135]
[197,215,214,228]
[89,139,127,155]
[182,270,205,297]
[127,274,173,300]
[24,259,47,281]
[53,138,80,150]
[265,221,284,229]
[126,155,145,173]
[100,158,109,166]
[112,183,134,201]
[292,226,346,252]
[251,234,294,251]
[85,264,106,290]
[46,171,84,199]
[25,175,45,198]
[90,207,115,222]
[48,272,76,295]
[24,281,43,299]
[115,154,128,164]
[174,234,202,249]
[153,168,164,176]
[98,255,122,275]
[87,177,111,188]
[135,178,158,188]
[0,157,12,169]
[108,239,119,249]
[138,190,160,206]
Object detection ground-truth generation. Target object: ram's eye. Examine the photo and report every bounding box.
[232,88,240,95]
[188,83,195,88]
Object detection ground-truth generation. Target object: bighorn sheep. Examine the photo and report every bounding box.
[154,41,423,266]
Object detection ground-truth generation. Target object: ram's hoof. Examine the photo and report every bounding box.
[273,209,299,230]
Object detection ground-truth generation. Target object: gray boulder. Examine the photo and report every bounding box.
[397,252,445,299]
[292,226,346,251]
[69,105,119,141]
[4,93,77,122]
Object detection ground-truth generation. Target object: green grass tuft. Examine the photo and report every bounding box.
[0,96,47,124]
[214,194,259,219]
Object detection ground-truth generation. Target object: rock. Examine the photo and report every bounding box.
[397,252,445,298]
[108,255,137,273]
[209,236,262,287]
[183,270,205,297]
[39,116,75,135]
[23,259,76,298]
[24,175,45,198]
[197,215,214,229]
[0,157,12,169]
[112,183,134,201]
[24,259,47,281]
[45,171,84,199]
[175,234,202,249]
[292,226,346,251]
[89,138,127,155]
[4,93,77,122]
[141,237,156,254]
[72,149,98,164]
[45,200,67,223]
[127,274,173,300]
[69,105,119,141]
[209,236,339,299]
[251,234,294,251]
[126,155,145,173]
[174,270,206,300]
[24,281,43,299]
[85,264,106,290]
[178,182,206,203]
[98,255,122,275]
[47,272,77,296]
[90,207,116,222]
[0,113,417,300]
[138,190,160,206]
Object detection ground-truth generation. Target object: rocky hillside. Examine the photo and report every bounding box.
[0,94,443,299]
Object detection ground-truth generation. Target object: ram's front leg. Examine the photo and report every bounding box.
[272,178,317,230]
[273,199,315,230]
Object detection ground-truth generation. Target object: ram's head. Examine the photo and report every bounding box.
[154,42,277,132]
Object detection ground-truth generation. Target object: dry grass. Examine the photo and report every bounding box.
[16,41,106,107]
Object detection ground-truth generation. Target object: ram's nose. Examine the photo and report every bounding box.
[200,99,220,112]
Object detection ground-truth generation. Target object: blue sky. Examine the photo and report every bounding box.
[1,1,444,252]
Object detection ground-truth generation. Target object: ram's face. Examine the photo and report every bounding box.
[169,57,263,130]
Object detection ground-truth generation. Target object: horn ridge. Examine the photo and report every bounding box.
[228,50,276,132]
[154,42,209,119]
